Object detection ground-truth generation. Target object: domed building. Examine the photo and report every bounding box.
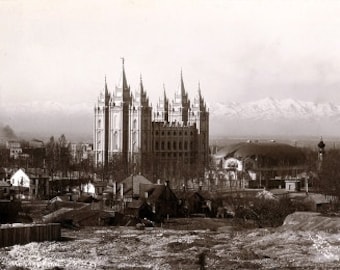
[213,141,307,189]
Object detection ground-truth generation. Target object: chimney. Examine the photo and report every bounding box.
[120,183,124,198]
[113,181,116,195]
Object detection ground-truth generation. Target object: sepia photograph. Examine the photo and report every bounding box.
[1,0,340,269]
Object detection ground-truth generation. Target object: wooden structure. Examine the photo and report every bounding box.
[0,223,61,248]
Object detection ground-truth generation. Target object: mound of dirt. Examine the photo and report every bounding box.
[279,211,340,232]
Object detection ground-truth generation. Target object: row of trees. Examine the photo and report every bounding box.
[45,135,73,176]
[318,148,340,198]
[1,134,95,178]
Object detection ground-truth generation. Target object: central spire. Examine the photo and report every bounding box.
[117,57,128,90]
[180,69,185,96]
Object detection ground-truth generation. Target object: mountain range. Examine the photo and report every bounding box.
[209,97,340,137]
[1,97,339,142]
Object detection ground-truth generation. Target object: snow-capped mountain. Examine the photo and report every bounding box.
[1,97,340,141]
[210,97,340,136]
[210,97,340,121]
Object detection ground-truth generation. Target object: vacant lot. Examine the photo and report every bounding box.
[1,217,340,269]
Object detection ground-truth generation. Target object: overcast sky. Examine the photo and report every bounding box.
[1,0,340,107]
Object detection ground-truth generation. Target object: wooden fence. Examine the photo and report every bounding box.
[0,223,61,248]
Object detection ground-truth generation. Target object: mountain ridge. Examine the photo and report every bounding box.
[1,97,339,141]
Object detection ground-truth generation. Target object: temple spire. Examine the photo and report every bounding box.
[163,83,167,99]
[140,73,143,91]
[104,74,109,97]
[118,57,128,90]
[198,81,201,97]
[180,69,185,96]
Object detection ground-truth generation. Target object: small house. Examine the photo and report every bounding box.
[119,174,153,201]
[125,199,155,220]
[81,181,107,198]
[10,168,50,199]
[140,183,179,222]
[285,179,301,192]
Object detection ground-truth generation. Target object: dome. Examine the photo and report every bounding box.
[216,142,306,167]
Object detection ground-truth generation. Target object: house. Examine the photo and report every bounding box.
[175,190,207,216]
[140,182,179,222]
[119,174,153,201]
[285,178,301,192]
[125,199,155,220]
[6,140,22,159]
[10,168,30,188]
[9,168,50,199]
[70,143,93,163]
[81,181,107,198]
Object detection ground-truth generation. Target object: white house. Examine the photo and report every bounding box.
[10,169,30,188]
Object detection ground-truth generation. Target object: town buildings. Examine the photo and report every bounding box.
[93,60,209,185]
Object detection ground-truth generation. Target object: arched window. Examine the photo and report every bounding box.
[132,132,137,144]
[113,132,118,150]
[114,115,118,129]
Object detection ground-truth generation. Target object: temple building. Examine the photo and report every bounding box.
[93,60,209,185]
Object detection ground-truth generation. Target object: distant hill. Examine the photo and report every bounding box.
[1,97,340,142]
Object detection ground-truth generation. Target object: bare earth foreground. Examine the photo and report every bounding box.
[1,215,340,269]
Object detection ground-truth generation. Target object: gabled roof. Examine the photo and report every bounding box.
[147,185,165,202]
[10,169,30,187]
[144,184,178,203]
[174,190,204,201]
[121,174,153,195]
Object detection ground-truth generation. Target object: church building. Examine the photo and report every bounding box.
[93,60,209,185]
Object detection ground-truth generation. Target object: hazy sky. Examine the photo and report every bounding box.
[1,0,340,107]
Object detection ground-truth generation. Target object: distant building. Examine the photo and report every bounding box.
[93,60,209,184]
[70,143,93,163]
[6,141,22,159]
[214,141,307,189]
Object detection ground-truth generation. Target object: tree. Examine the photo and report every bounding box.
[318,149,340,197]
[57,134,71,176]
[45,136,57,174]
[104,154,127,182]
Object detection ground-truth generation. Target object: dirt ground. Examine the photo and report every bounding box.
[1,217,340,269]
